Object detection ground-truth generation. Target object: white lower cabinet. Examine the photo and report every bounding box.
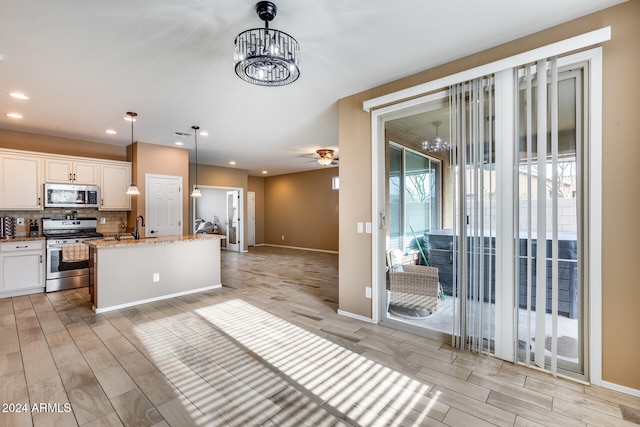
[0,240,45,296]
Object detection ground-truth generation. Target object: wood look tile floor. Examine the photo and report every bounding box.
[1,246,639,426]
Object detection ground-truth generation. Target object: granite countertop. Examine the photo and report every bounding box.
[84,233,226,249]
[0,236,46,243]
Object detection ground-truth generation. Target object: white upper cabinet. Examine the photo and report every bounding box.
[100,163,131,211]
[0,152,44,210]
[0,148,131,211]
[45,158,99,184]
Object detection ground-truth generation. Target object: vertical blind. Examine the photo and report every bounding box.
[518,56,565,375]
[451,75,496,354]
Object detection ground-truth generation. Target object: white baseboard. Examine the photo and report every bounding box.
[264,244,338,254]
[0,287,45,298]
[338,309,373,323]
[93,284,222,313]
[602,381,640,397]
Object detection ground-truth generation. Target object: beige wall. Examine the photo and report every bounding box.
[131,142,189,236]
[248,176,265,245]
[0,128,126,160]
[338,1,640,390]
[264,168,339,252]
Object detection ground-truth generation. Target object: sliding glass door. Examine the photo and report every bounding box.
[374,51,594,381]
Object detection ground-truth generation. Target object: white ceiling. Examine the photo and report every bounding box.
[0,0,624,176]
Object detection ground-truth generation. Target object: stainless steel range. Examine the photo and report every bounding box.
[42,217,104,292]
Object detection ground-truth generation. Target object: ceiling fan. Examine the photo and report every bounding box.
[311,149,339,166]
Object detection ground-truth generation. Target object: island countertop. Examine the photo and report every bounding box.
[84,233,226,249]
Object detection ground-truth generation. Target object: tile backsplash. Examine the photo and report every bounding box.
[2,208,128,237]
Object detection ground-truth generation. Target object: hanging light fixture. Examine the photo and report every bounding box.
[234,1,300,86]
[125,112,140,195]
[191,126,202,198]
[422,121,452,153]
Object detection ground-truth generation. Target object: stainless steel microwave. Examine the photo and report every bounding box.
[44,183,100,208]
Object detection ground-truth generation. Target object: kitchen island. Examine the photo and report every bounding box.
[85,234,226,313]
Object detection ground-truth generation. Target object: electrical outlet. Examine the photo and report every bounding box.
[100,217,106,224]
[281,235,285,240]
[153,273,160,282]
[16,218,24,225]
[365,286,372,299]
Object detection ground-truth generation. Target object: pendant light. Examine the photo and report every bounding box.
[191,125,201,198]
[125,112,140,195]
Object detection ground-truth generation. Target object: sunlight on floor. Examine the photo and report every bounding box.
[195,299,445,425]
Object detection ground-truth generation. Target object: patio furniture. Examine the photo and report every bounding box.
[387,249,440,313]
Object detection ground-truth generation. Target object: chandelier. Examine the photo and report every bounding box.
[234,1,301,86]
[421,121,452,153]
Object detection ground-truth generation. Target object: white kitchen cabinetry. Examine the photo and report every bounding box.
[0,240,45,296]
[100,163,131,211]
[45,158,99,184]
[0,152,44,210]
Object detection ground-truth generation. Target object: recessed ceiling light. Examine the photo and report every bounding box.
[124,115,136,122]
[229,161,236,165]
[199,131,209,136]
[9,92,28,100]
[104,129,117,135]
[5,112,23,119]
[262,170,268,174]
[174,141,184,146]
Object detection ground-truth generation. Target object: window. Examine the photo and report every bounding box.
[388,143,441,252]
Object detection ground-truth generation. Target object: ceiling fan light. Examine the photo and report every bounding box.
[317,157,333,166]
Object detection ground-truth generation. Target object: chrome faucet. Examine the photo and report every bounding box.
[132,215,145,240]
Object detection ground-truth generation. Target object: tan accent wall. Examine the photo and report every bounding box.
[0,128,126,160]
[338,1,640,389]
[264,168,339,252]
[131,142,189,236]
[188,163,249,251]
[248,176,265,245]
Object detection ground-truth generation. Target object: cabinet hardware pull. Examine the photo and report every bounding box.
[73,173,76,180]
[69,173,72,181]
[40,255,43,263]
[16,245,28,248]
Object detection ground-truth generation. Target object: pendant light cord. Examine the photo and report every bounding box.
[192,126,199,188]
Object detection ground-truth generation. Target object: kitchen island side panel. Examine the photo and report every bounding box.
[94,238,220,310]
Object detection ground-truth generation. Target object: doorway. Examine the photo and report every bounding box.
[192,185,244,252]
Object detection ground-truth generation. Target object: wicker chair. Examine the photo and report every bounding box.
[387,249,440,312]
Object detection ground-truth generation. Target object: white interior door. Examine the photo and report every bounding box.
[146,175,183,237]
[247,191,255,246]
[226,190,241,251]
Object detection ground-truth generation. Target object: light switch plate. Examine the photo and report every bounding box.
[357,222,364,233]
[365,222,372,233]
